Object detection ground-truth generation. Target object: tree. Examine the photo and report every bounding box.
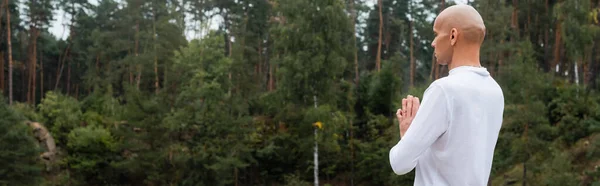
[0,96,42,185]
[5,0,13,104]
[66,125,119,184]
[271,0,352,105]
[54,0,92,97]
[349,0,359,85]
[376,0,382,72]
[23,0,54,104]
[409,7,414,87]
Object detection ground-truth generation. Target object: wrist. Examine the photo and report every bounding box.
[400,127,406,138]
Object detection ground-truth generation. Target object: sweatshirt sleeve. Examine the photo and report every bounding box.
[389,82,450,175]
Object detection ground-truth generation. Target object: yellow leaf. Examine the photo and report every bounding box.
[590,9,599,24]
[595,9,599,24]
[313,121,323,129]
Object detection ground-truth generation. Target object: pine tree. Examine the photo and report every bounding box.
[0,96,42,185]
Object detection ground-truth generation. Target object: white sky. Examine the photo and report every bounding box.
[48,0,469,40]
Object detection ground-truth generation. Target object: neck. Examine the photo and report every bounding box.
[448,45,481,70]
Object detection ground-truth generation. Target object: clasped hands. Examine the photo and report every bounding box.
[396,95,420,138]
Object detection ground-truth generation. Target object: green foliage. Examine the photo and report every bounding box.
[272,0,353,105]
[362,62,401,116]
[549,87,600,144]
[538,151,579,186]
[38,92,82,145]
[283,173,310,186]
[11,102,42,122]
[0,97,42,185]
[66,126,118,184]
[585,166,600,185]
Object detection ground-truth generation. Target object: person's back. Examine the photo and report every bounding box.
[413,66,503,185]
[389,4,504,185]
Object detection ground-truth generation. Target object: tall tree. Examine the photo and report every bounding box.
[552,0,563,73]
[1,52,3,93]
[376,0,382,72]
[409,19,414,87]
[5,0,12,104]
[349,0,359,85]
[23,0,53,104]
[0,1,4,94]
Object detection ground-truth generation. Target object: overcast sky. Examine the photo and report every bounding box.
[47,0,469,40]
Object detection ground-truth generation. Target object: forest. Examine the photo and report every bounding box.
[0,0,600,185]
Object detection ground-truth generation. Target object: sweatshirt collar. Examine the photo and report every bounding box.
[449,66,490,76]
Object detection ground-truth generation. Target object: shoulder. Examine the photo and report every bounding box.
[424,79,450,98]
[428,78,451,92]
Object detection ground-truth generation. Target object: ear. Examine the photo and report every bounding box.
[450,28,458,46]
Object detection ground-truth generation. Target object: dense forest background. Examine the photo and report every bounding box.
[0,0,600,185]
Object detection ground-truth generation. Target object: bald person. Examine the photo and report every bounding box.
[389,4,504,186]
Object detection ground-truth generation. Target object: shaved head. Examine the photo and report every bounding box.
[431,5,486,66]
[436,5,486,44]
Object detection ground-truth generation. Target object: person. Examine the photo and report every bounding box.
[389,4,504,186]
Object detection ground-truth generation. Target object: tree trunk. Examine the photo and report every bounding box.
[350,0,359,85]
[55,42,71,91]
[410,21,415,88]
[348,0,358,179]
[163,56,168,93]
[526,2,531,37]
[234,168,239,186]
[40,48,43,101]
[67,60,71,95]
[591,40,600,89]
[21,65,25,102]
[153,14,159,94]
[129,63,133,85]
[350,118,354,186]
[135,21,141,90]
[32,28,38,104]
[0,1,4,94]
[553,16,562,73]
[575,58,581,85]
[27,34,32,104]
[512,0,519,38]
[257,39,262,85]
[497,39,504,77]
[522,122,528,186]
[268,63,273,91]
[587,35,596,88]
[95,54,100,76]
[384,29,391,60]
[544,0,550,71]
[75,84,78,99]
[0,52,4,93]
[376,0,383,72]
[227,27,233,95]
[28,27,39,105]
[0,0,4,25]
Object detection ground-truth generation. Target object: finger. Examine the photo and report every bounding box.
[412,97,420,117]
[396,109,402,117]
[402,98,407,112]
[407,95,414,117]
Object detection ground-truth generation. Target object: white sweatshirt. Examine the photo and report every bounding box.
[389,66,504,186]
